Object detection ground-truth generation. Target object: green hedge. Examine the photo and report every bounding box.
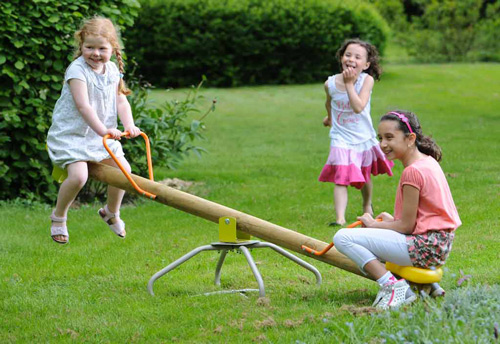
[127,0,389,88]
[368,0,500,62]
[0,0,139,202]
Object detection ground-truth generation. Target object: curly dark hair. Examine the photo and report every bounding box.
[335,38,382,81]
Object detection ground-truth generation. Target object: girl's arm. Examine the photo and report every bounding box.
[358,185,419,234]
[69,79,121,139]
[323,81,332,126]
[343,69,374,114]
[116,92,141,138]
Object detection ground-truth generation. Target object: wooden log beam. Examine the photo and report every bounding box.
[88,162,368,279]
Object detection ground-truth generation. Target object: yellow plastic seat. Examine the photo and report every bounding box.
[46,144,68,183]
[51,165,68,183]
[386,261,443,284]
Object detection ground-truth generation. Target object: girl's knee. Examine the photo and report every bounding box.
[66,162,88,188]
[68,172,87,188]
[333,228,350,249]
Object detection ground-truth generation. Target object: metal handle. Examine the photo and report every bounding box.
[103,131,156,199]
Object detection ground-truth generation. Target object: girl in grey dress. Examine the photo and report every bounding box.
[47,17,141,244]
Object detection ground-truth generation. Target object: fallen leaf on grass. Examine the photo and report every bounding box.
[297,275,311,284]
[253,334,267,342]
[283,318,304,328]
[256,297,270,306]
[254,317,276,329]
[346,288,369,294]
[56,328,79,340]
[229,319,245,331]
[339,305,380,316]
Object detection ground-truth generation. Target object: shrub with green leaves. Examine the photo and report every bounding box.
[0,1,139,202]
[372,0,500,63]
[126,78,215,173]
[127,0,389,88]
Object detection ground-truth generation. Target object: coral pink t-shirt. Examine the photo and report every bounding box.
[394,156,461,235]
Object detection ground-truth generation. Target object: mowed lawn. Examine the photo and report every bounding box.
[0,63,499,343]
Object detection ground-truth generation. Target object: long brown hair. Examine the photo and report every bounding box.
[74,16,131,95]
[335,38,382,81]
[380,110,442,161]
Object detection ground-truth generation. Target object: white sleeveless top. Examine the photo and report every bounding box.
[327,72,377,146]
[47,56,124,168]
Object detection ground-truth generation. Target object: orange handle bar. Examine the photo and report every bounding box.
[103,131,156,199]
[301,219,382,256]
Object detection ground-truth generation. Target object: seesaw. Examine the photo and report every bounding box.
[85,132,444,298]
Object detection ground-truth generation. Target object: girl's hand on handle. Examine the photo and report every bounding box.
[125,125,141,139]
[376,212,394,222]
[357,212,376,227]
[124,125,141,138]
[323,116,331,127]
[105,128,122,140]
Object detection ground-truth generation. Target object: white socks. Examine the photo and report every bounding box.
[377,271,397,286]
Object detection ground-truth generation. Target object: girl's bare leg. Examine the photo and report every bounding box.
[334,184,348,225]
[52,161,88,241]
[363,259,388,280]
[361,179,373,215]
[100,157,131,215]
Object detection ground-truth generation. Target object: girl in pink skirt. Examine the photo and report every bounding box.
[319,38,393,226]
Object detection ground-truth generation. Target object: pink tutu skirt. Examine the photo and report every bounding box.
[318,138,394,189]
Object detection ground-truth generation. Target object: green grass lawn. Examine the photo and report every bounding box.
[1,63,499,343]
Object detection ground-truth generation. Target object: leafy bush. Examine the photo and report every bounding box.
[126,0,389,88]
[370,0,500,63]
[127,78,215,173]
[0,0,140,202]
[470,1,500,62]
[405,0,483,62]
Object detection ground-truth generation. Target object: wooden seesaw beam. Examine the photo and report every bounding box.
[88,162,369,279]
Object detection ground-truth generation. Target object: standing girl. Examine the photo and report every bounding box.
[333,111,461,310]
[319,38,393,226]
[47,16,141,244]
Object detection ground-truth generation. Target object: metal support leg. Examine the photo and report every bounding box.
[148,244,219,296]
[148,241,322,297]
[251,242,322,285]
[239,245,266,297]
[430,282,445,297]
[214,249,228,286]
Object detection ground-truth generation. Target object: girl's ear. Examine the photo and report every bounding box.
[408,132,417,146]
[363,61,371,71]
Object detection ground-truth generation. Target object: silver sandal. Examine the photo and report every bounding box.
[50,210,69,244]
[98,205,126,238]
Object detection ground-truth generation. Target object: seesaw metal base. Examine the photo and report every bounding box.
[409,282,446,298]
[148,240,322,297]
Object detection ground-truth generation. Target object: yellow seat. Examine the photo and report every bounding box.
[51,165,68,183]
[46,143,68,183]
[386,262,443,284]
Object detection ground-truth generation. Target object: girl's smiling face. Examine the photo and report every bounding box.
[341,43,370,76]
[378,120,412,161]
[81,35,112,73]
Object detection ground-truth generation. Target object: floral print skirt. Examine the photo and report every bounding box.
[406,231,455,268]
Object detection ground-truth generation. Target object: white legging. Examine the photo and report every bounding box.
[333,227,413,275]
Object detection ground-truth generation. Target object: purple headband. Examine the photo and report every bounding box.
[388,111,413,134]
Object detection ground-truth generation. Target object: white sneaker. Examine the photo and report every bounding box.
[373,279,417,310]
